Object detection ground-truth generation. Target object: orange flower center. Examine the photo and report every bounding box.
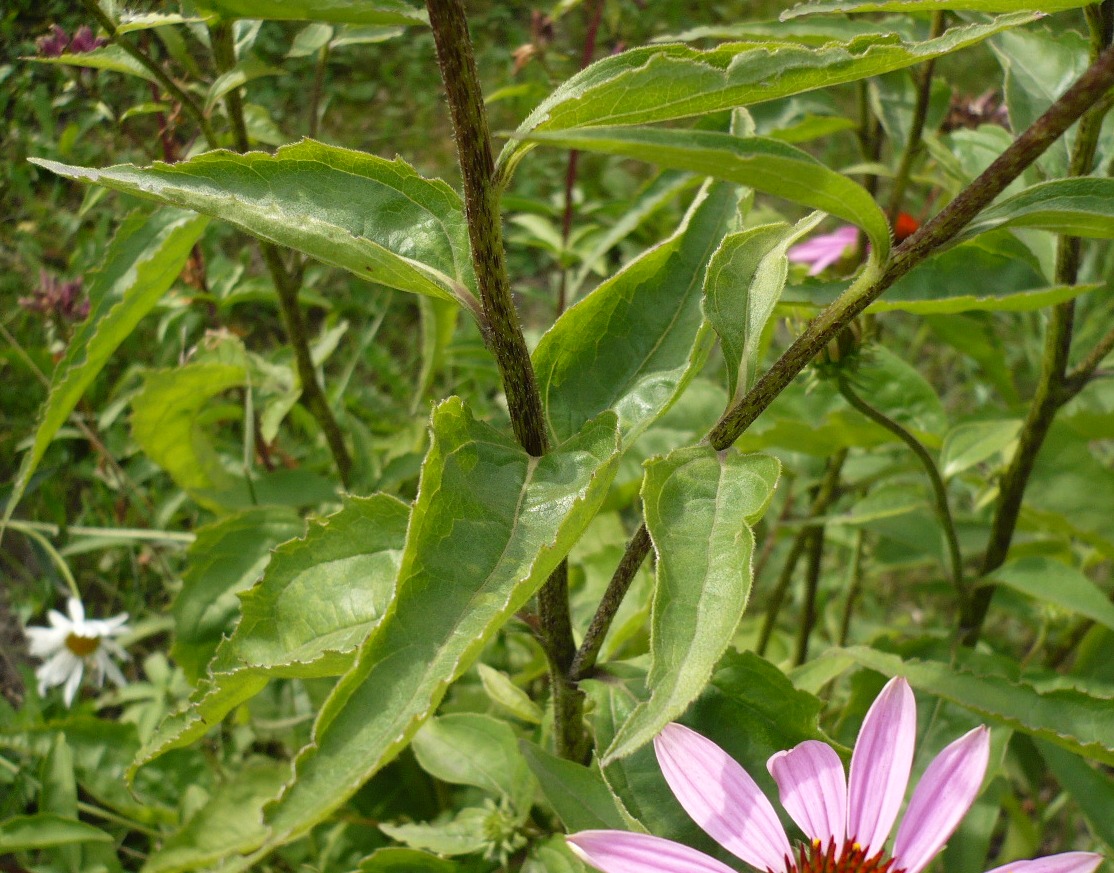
[65,633,100,657]
[787,839,903,873]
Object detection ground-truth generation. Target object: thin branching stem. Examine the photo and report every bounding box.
[575,42,1114,677]
[209,23,353,487]
[887,11,946,223]
[80,0,218,148]
[838,375,965,605]
[958,19,1114,646]
[756,450,846,658]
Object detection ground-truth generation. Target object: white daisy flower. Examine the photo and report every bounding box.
[25,597,131,707]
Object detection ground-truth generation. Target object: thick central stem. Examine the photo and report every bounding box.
[426,0,548,457]
[426,0,587,761]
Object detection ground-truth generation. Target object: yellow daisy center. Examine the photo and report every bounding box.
[65,633,100,657]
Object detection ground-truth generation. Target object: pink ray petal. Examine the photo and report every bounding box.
[654,723,792,873]
[893,726,990,873]
[846,676,917,855]
[768,740,847,848]
[567,830,738,873]
[983,853,1105,873]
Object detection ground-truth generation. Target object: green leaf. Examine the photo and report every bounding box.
[171,507,305,682]
[832,646,1114,764]
[130,361,246,510]
[141,761,290,873]
[501,14,1037,172]
[844,346,947,437]
[941,419,1021,479]
[204,56,284,114]
[262,401,621,847]
[992,26,1089,177]
[28,45,158,82]
[132,495,408,774]
[115,12,205,33]
[0,815,112,852]
[569,170,697,301]
[519,741,629,832]
[476,664,544,724]
[689,650,842,779]
[524,128,890,260]
[411,714,535,813]
[358,848,459,872]
[783,0,1089,15]
[30,140,477,310]
[987,557,1114,633]
[379,808,489,857]
[3,208,207,529]
[705,214,824,398]
[1037,740,1114,850]
[605,449,780,762]
[786,231,1098,314]
[533,182,738,445]
[956,178,1114,243]
[582,667,710,846]
[196,0,427,25]
[524,838,588,873]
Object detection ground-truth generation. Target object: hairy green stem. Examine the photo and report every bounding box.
[577,42,1114,674]
[794,527,825,667]
[838,375,965,604]
[570,524,651,680]
[958,19,1114,646]
[756,529,809,658]
[887,11,946,223]
[426,0,587,761]
[81,0,218,148]
[210,24,353,487]
[258,246,352,487]
[210,23,251,152]
[838,530,865,647]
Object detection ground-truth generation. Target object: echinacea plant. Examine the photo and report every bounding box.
[25,596,130,707]
[568,677,1104,873]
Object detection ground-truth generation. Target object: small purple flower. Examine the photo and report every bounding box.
[19,271,90,322]
[787,225,860,276]
[36,24,70,58]
[68,25,107,54]
[567,677,1104,873]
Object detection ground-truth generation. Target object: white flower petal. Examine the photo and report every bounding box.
[62,660,84,707]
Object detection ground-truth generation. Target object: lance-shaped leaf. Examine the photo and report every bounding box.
[172,506,306,682]
[524,128,890,260]
[604,448,780,762]
[142,761,290,873]
[954,178,1114,244]
[0,815,112,852]
[130,361,246,510]
[533,182,739,445]
[832,646,1114,765]
[412,714,535,814]
[3,209,207,529]
[705,213,824,400]
[196,0,427,25]
[499,13,1037,173]
[520,740,630,832]
[131,495,408,775]
[30,140,477,311]
[986,557,1114,633]
[783,0,1089,16]
[28,45,158,82]
[261,399,621,847]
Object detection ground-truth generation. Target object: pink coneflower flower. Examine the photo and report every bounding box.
[568,677,1103,873]
[787,225,860,276]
